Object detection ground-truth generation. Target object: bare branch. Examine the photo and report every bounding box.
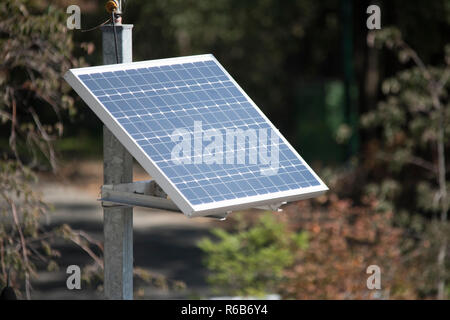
[407,156,437,173]
[436,67,450,93]
[67,231,104,269]
[7,198,31,299]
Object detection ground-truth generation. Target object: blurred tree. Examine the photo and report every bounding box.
[281,194,410,299]
[0,0,79,168]
[0,0,83,299]
[198,212,308,297]
[362,27,449,299]
[198,190,413,299]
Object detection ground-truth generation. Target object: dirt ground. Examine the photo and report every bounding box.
[31,160,229,300]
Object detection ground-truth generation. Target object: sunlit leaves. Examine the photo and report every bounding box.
[198,212,307,296]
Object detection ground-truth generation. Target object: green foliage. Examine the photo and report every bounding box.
[198,213,308,297]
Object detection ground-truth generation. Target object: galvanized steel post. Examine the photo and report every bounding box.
[101,22,134,300]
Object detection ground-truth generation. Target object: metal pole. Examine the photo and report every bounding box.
[101,22,134,300]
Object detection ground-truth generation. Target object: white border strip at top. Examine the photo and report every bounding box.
[64,54,328,217]
[69,54,216,75]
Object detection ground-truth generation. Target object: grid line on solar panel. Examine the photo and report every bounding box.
[77,59,321,205]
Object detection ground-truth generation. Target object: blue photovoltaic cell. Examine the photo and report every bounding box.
[76,58,321,206]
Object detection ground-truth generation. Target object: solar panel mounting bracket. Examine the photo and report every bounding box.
[100,180,180,212]
[254,202,287,212]
[100,180,283,218]
[100,180,231,219]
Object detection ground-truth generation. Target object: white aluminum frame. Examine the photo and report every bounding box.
[64,54,328,217]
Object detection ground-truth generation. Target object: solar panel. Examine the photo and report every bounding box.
[64,54,328,217]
